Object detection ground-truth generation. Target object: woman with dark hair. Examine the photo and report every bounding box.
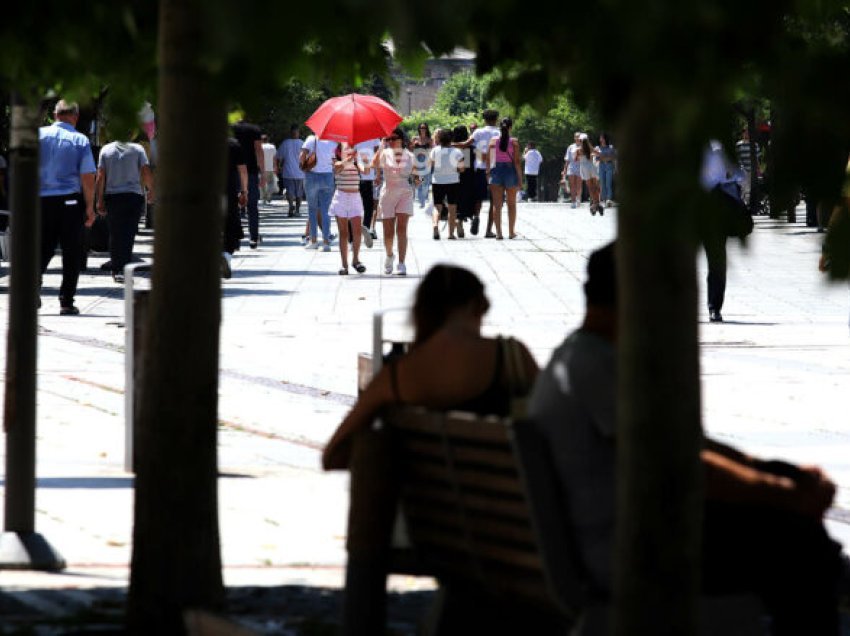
[487,117,523,239]
[429,129,465,239]
[452,125,476,226]
[322,264,538,469]
[372,126,417,275]
[577,133,603,215]
[410,122,434,210]
[596,132,617,207]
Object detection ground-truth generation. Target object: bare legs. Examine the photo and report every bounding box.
[568,174,582,207]
[490,184,505,239]
[432,203,458,238]
[505,188,518,238]
[336,216,362,271]
[396,214,409,264]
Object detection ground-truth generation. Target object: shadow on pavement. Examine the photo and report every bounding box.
[0,584,436,636]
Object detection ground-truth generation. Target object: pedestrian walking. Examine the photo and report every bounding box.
[563,132,583,208]
[330,144,366,275]
[596,132,617,206]
[95,138,154,283]
[487,117,522,239]
[277,124,306,217]
[578,134,602,214]
[300,133,337,251]
[410,123,434,211]
[451,125,476,227]
[39,100,97,315]
[701,139,745,323]
[372,127,416,275]
[429,129,466,240]
[522,142,543,202]
[260,134,278,204]
[232,117,264,248]
[469,110,501,236]
[222,137,248,279]
[355,138,380,248]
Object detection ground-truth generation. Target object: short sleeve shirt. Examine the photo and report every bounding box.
[523,149,543,175]
[354,139,381,181]
[39,122,97,196]
[231,122,262,174]
[302,136,337,174]
[278,139,305,179]
[471,126,500,170]
[429,146,464,185]
[98,142,149,196]
[226,137,246,197]
[527,330,617,592]
[261,143,276,173]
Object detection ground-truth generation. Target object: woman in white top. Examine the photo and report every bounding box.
[577,134,603,215]
[372,127,418,276]
[329,143,366,275]
[429,129,466,240]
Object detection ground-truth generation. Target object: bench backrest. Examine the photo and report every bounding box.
[383,405,587,619]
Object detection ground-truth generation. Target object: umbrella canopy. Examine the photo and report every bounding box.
[305,94,403,146]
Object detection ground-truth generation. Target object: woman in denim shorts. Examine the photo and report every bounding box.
[487,117,523,239]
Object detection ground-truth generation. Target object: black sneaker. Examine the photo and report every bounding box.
[709,310,723,323]
[60,305,80,316]
[249,239,258,249]
[113,273,125,284]
[433,227,440,240]
[470,216,480,235]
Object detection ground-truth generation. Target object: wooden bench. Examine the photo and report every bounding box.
[341,404,766,636]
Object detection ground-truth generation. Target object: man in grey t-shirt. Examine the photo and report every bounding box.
[528,242,846,632]
[96,141,153,283]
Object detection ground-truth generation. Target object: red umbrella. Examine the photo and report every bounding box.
[305,94,403,145]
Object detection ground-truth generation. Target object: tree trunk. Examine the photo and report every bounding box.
[126,0,226,631]
[613,88,704,635]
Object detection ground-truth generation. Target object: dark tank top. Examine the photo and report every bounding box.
[389,338,510,416]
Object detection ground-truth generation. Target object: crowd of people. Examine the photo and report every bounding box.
[232,109,621,277]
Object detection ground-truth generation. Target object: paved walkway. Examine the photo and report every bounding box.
[1,198,849,631]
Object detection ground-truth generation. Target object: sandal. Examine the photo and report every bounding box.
[448,235,457,240]
[338,267,348,275]
[485,231,497,238]
[353,261,366,274]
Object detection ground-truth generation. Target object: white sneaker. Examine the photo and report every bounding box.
[571,201,577,209]
[306,241,320,250]
[397,262,407,276]
[384,253,394,275]
[362,225,373,248]
[322,243,331,252]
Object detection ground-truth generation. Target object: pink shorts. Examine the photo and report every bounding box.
[329,190,364,219]
[378,186,413,219]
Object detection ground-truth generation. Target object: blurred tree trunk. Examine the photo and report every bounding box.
[126,0,226,631]
[614,87,705,635]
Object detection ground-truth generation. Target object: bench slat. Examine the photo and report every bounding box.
[402,459,524,496]
[399,437,517,470]
[403,488,530,521]
[406,524,544,572]
[403,500,537,546]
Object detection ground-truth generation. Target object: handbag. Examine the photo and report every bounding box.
[300,137,318,172]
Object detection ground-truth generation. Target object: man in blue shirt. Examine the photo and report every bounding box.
[39,100,96,315]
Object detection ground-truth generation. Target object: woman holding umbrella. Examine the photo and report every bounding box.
[372,127,418,276]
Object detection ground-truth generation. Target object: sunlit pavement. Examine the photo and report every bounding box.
[1,198,848,622]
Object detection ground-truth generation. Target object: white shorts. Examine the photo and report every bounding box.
[378,186,414,219]
[329,190,364,219]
